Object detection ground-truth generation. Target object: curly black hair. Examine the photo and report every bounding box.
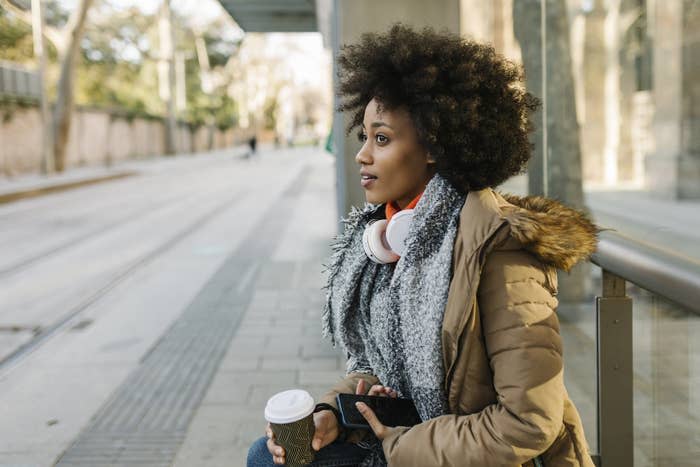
[337,23,540,192]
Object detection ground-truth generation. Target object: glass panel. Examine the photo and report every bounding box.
[628,282,700,467]
[560,264,700,466]
[558,265,600,454]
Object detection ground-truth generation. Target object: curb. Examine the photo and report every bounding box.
[0,171,137,205]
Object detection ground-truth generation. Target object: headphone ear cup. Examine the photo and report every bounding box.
[385,209,413,257]
[362,219,400,264]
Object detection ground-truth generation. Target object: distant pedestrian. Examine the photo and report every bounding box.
[245,135,257,160]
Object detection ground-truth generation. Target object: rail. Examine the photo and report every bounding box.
[588,230,700,466]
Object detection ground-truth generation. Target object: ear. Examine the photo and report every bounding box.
[426,153,436,164]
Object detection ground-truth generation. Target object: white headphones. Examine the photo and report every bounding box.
[362,209,414,264]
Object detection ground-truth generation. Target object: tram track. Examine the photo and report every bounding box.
[0,187,246,376]
[0,158,248,276]
[0,192,194,279]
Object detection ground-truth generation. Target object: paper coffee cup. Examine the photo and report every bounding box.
[265,389,316,466]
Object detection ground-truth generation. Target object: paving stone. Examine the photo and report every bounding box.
[203,370,298,406]
[226,340,267,356]
[248,383,308,406]
[299,370,347,385]
[239,315,276,325]
[218,355,261,372]
[301,340,339,358]
[260,356,340,371]
[171,404,265,467]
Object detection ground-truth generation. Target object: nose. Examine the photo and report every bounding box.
[355,142,372,166]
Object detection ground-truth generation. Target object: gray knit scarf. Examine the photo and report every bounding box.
[321,173,466,432]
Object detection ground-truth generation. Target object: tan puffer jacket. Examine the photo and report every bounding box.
[321,188,599,466]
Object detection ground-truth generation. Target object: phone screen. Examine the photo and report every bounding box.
[336,393,422,429]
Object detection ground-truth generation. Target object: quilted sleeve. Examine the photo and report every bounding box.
[381,249,565,466]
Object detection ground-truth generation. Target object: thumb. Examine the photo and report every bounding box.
[312,413,330,451]
[356,379,366,395]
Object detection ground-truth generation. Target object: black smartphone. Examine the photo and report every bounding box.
[336,393,422,430]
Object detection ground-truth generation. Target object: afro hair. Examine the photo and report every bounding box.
[337,23,540,192]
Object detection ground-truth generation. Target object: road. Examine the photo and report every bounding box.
[0,147,337,466]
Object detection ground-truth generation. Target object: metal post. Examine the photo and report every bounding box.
[540,0,548,197]
[595,269,633,466]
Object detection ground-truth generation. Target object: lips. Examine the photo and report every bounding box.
[360,171,377,188]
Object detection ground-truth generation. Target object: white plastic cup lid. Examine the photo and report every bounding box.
[264,389,315,424]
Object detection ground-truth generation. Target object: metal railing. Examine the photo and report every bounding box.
[589,230,700,467]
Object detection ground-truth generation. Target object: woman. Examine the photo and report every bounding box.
[248,24,599,466]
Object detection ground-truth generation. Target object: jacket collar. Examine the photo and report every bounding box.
[460,188,599,272]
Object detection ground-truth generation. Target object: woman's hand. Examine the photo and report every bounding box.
[265,410,339,465]
[357,379,398,398]
[355,379,397,441]
[264,379,398,463]
[311,409,340,451]
[265,423,286,465]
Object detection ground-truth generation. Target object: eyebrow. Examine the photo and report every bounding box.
[362,121,394,130]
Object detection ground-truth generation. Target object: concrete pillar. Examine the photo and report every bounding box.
[648,0,700,199]
[328,0,460,229]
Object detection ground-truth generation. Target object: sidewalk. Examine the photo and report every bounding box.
[45,148,346,466]
[167,157,346,466]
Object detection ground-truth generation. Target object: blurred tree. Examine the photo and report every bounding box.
[52,0,93,171]
[1,0,93,172]
[0,0,66,62]
[0,0,68,64]
[2,0,243,159]
[0,6,34,62]
[513,0,590,301]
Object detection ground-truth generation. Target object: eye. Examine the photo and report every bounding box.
[376,134,389,144]
[357,131,367,142]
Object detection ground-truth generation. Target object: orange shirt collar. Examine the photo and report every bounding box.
[385,190,424,222]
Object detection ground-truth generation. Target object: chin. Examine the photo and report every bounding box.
[365,194,387,205]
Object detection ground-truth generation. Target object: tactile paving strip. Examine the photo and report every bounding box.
[55,169,308,466]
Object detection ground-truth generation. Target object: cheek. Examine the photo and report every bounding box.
[391,154,425,185]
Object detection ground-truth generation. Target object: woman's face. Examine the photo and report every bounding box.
[356,98,435,209]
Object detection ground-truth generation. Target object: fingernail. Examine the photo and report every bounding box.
[355,402,363,410]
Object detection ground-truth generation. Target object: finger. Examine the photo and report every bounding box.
[312,411,333,451]
[267,437,284,458]
[368,384,387,397]
[356,402,385,438]
[383,387,399,398]
[356,379,366,395]
[312,422,325,452]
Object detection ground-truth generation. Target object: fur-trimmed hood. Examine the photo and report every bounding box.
[497,192,601,273]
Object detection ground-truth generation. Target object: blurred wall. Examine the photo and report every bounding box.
[0,106,248,176]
